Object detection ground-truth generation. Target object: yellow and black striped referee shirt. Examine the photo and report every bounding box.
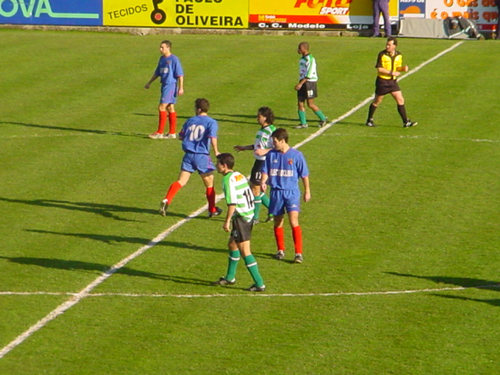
[375,50,403,80]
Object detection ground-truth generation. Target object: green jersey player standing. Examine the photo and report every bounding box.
[295,42,328,129]
[213,153,266,292]
[234,107,276,223]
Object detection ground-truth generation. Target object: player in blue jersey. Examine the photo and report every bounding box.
[145,40,184,139]
[261,128,311,263]
[159,98,222,218]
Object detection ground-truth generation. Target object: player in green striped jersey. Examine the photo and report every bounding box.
[295,42,328,129]
[213,153,266,292]
[234,107,276,223]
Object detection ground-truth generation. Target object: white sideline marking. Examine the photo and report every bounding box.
[2,284,500,298]
[0,41,465,360]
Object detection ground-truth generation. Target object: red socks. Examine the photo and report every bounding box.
[206,187,216,213]
[274,227,285,251]
[168,112,177,135]
[292,225,303,254]
[165,181,182,203]
[157,111,167,134]
[274,226,303,254]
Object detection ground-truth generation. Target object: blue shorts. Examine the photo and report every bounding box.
[160,83,178,104]
[269,189,301,216]
[181,153,215,174]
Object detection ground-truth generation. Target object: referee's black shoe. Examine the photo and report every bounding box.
[366,119,376,127]
[404,120,418,128]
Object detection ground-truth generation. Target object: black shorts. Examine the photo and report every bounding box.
[231,215,253,243]
[375,76,401,96]
[297,81,318,101]
[250,160,265,185]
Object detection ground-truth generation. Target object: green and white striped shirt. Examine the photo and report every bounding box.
[222,171,254,222]
[299,54,318,82]
[253,124,276,161]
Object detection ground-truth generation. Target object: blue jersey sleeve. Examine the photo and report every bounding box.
[295,151,309,178]
[171,55,184,78]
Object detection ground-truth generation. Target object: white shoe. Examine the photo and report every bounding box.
[149,132,164,139]
[165,133,177,139]
[295,124,309,129]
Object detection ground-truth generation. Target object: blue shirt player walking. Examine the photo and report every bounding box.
[159,98,222,218]
[145,40,184,139]
[261,128,311,263]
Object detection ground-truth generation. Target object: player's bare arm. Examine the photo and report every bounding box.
[223,204,236,232]
[260,173,268,193]
[302,176,311,202]
[144,74,158,89]
[234,145,253,152]
[211,137,220,156]
[254,148,271,157]
[377,67,401,77]
[295,78,308,91]
[177,76,184,95]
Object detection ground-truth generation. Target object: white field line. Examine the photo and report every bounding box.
[2,284,500,298]
[0,41,465,360]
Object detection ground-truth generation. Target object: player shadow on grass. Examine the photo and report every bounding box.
[431,294,500,308]
[387,272,500,307]
[336,120,404,128]
[0,197,183,222]
[253,251,297,264]
[386,272,500,291]
[2,121,146,138]
[1,197,220,222]
[25,229,227,254]
[0,256,213,286]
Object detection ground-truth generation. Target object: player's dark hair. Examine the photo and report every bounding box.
[272,128,288,143]
[217,153,235,169]
[161,40,172,48]
[298,41,309,51]
[195,98,210,113]
[387,36,397,46]
[258,107,274,125]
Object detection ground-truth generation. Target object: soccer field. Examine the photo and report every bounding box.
[1,29,499,374]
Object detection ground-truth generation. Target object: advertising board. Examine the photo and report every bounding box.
[0,0,101,25]
[104,0,248,28]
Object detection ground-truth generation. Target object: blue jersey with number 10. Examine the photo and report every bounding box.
[180,115,218,155]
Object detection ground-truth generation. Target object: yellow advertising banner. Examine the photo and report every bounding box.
[249,0,398,30]
[104,0,248,28]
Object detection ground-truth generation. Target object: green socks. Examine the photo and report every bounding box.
[260,192,270,208]
[314,110,326,121]
[253,195,262,221]
[226,250,240,281]
[244,255,264,288]
[298,110,307,125]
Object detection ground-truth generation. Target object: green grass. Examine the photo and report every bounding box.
[1,29,499,374]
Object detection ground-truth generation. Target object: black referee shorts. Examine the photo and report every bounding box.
[375,76,401,96]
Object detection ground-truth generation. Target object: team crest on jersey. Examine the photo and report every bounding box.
[235,174,244,181]
[288,159,293,165]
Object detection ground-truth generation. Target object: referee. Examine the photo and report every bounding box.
[366,37,417,128]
